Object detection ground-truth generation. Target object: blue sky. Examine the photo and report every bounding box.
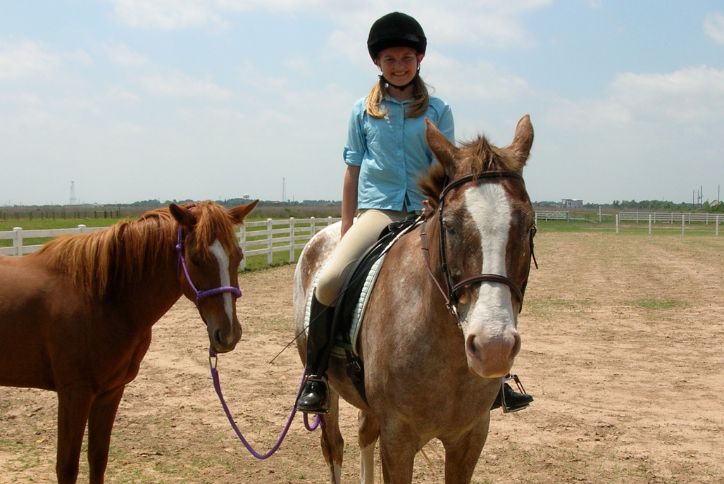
[1,0,722,205]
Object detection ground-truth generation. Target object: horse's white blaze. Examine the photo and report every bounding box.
[209,239,234,326]
[464,184,516,335]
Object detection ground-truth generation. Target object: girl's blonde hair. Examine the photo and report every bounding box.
[365,74,430,119]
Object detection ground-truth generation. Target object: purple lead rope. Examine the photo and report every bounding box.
[208,349,322,460]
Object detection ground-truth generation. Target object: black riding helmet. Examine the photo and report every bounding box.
[367,12,427,59]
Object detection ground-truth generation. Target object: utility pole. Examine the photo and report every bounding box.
[69,181,77,205]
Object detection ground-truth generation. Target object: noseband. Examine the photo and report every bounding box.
[420,171,536,322]
[176,227,242,306]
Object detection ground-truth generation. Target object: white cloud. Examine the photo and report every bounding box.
[217,0,323,11]
[0,41,60,80]
[704,12,724,45]
[105,43,149,66]
[110,0,225,30]
[111,0,548,50]
[547,66,724,130]
[609,66,724,123]
[429,54,533,102]
[138,72,232,98]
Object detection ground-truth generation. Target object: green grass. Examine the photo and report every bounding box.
[0,217,121,231]
[630,298,690,310]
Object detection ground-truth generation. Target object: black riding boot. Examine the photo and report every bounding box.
[296,293,335,414]
[491,376,533,413]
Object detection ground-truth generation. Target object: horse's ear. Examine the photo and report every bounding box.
[229,200,259,224]
[170,203,196,229]
[425,118,457,176]
[505,114,534,170]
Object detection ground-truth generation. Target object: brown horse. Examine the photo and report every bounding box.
[294,116,535,483]
[0,200,257,483]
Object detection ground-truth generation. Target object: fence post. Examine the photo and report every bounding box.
[615,215,619,234]
[289,217,296,263]
[716,215,720,236]
[238,224,247,271]
[266,218,273,266]
[681,214,685,236]
[648,215,652,236]
[12,227,22,256]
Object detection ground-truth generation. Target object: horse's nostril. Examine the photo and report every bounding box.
[214,329,224,346]
[510,332,521,359]
[465,334,480,358]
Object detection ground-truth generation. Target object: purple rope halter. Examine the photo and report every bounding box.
[176,227,242,305]
[208,350,322,459]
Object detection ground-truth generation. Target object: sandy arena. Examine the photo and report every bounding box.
[1,232,722,483]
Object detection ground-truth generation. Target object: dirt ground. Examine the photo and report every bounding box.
[1,232,722,483]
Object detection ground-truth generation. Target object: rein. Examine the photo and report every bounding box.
[176,227,242,305]
[420,171,536,323]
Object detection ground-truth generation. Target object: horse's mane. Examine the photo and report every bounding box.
[418,135,519,212]
[37,202,237,299]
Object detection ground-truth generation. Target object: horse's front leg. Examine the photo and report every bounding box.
[87,385,126,483]
[378,422,418,484]
[320,388,344,483]
[56,385,94,484]
[442,417,490,484]
[358,410,380,484]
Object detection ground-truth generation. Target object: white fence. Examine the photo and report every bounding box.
[535,210,569,222]
[618,211,721,224]
[0,217,341,270]
[615,213,720,236]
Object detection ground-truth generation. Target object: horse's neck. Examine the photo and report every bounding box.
[106,230,183,329]
[387,222,451,318]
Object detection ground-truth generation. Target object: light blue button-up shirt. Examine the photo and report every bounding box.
[343,95,455,212]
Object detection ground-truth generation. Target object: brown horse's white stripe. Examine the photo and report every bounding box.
[209,239,235,327]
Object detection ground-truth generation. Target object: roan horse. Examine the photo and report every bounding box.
[294,115,535,483]
[0,200,257,483]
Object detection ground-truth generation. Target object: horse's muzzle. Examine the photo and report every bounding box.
[464,328,520,378]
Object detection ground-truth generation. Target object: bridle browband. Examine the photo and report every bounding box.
[176,226,242,306]
[420,170,537,323]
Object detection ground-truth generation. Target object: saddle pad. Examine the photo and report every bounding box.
[304,254,387,359]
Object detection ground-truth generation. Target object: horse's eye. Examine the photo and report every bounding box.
[443,219,457,236]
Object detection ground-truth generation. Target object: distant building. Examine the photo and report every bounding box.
[562,198,583,208]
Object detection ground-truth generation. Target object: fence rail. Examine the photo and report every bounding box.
[535,211,569,222]
[618,212,721,224]
[0,217,341,269]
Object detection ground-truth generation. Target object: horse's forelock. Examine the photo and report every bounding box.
[190,202,238,256]
[420,134,516,214]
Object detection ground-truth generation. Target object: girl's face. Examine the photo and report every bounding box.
[375,46,424,87]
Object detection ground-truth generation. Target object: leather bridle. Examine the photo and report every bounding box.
[420,171,537,323]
